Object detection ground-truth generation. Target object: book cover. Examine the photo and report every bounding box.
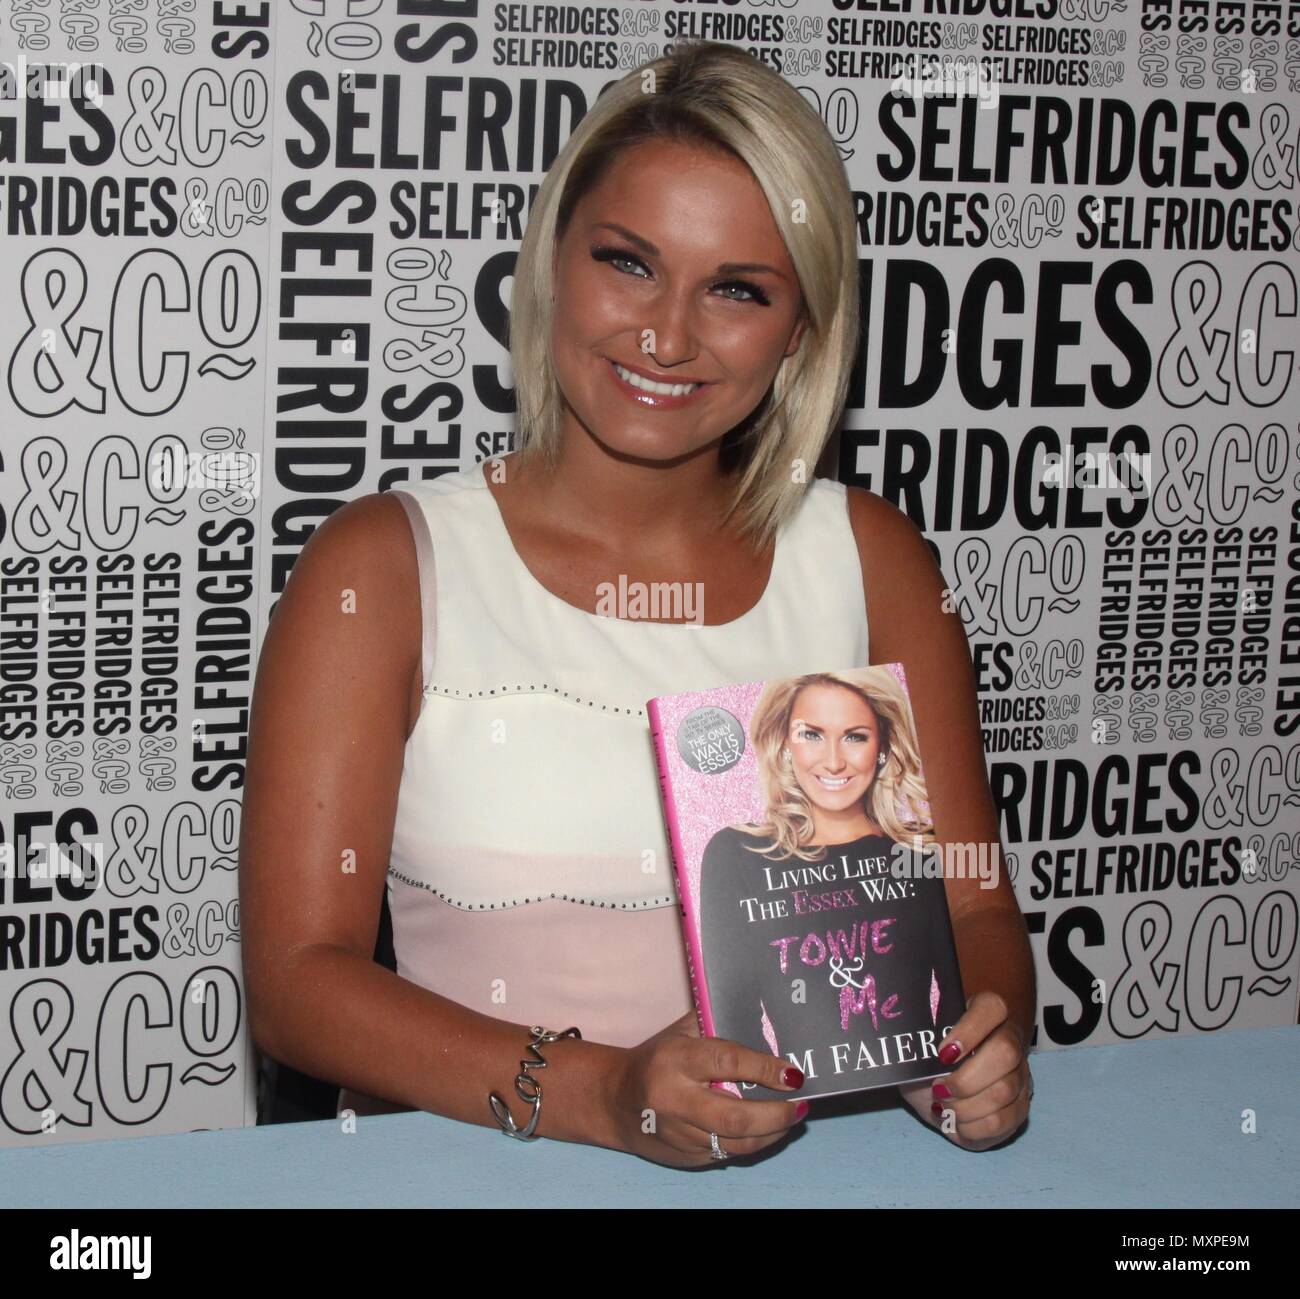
[647,664,966,1102]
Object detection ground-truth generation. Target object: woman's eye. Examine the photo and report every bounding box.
[715,280,770,306]
[592,246,650,277]
[590,247,770,304]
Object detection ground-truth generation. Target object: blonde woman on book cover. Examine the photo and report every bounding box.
[698,668,971,1100]
[240,40,1035,1169]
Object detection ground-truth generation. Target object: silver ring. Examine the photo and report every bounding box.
[709,1131,730,1161]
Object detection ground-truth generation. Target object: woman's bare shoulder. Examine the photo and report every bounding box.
[260,491,421,697]
[842,485,947,629]
[843,484,937,569]
[290,490,416,589]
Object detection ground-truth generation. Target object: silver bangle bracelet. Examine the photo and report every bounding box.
[488,1024,582,1141]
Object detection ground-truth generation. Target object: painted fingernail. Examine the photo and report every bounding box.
[782,1066,805,1088]
[938,1040,962,1066]
[932,1082,952,1100]
[931,1102,946,1117]
[794,1100,810,1121]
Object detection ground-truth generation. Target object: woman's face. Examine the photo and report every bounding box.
[549,137,808,464]
[784,684,883,814]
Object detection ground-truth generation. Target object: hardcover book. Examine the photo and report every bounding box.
[647,664,966,1102]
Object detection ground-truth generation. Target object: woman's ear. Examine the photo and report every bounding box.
[784,307,808,358]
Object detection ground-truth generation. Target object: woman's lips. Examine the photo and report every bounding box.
[605,358,710,409]
[815,774,855,789]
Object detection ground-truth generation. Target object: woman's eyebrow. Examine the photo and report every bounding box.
[590,222,790,280]
[792,721,872,734]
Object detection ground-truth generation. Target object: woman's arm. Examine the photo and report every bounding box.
[847,487,1036,1146]
[238,491,623,1147]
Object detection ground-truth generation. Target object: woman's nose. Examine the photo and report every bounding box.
[642,287,699,365]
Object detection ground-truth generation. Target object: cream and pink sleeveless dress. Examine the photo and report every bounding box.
[336,451,870,1116]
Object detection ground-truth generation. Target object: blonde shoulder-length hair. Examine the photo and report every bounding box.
[734,668,935,862]
[507,39,860,548]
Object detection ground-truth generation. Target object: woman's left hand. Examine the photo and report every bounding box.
[897,990,1033,1151]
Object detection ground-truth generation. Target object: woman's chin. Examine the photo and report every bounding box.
[571,410,721,466]
[602,433,715,467]
[803,792,856,814]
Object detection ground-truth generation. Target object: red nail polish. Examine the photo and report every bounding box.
[931,1102,945,1117]
[932,1082,952,1100]
[938,1041,961,1066]
[794,1100,810,1121]
[782,1066,804,1088]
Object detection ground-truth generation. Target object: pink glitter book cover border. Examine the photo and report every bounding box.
[647,663,912,1050]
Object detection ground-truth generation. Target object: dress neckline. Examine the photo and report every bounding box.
[474,457,788,632]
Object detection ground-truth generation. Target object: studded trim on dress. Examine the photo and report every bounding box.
[423,680,646,717]
[388,867,676,911]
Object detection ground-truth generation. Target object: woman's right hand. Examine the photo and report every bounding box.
[604,1012,809,1167]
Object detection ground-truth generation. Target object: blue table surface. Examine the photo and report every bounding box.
[4,1024,1296,1208]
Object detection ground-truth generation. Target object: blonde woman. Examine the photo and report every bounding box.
[741,666,940,860]
[240,41,1034,1169]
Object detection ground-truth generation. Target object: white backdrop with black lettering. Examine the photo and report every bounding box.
[1,1,1296,1147]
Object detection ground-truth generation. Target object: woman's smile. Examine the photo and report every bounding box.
[814,773,855,789]
[604,356,713,409]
